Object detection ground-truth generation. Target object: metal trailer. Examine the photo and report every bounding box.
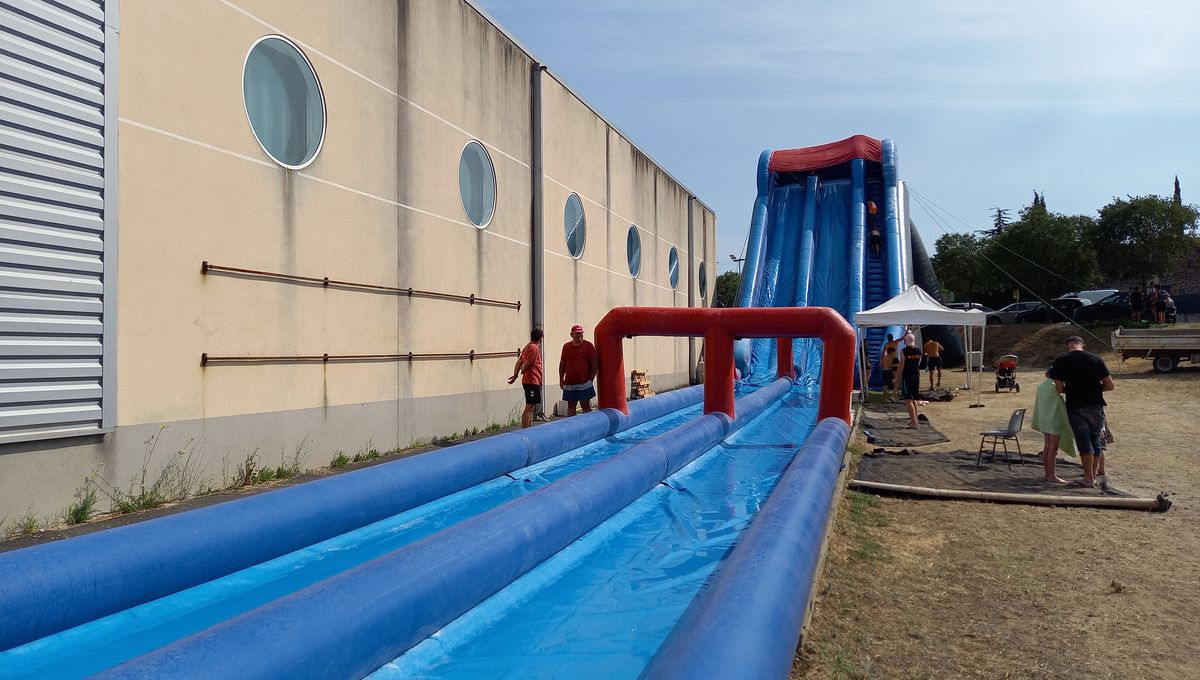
[1112,328,1200,373]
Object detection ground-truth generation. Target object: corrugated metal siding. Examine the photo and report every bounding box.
[0,0,110,442]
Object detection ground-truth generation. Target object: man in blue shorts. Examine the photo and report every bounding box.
[558,324,597,416]
[1048,336,1115,488]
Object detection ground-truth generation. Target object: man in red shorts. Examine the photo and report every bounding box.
[508,328,543,428]
[558,324,598,416]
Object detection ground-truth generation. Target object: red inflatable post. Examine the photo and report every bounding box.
[594,307,855,423]
[776,338,795,381]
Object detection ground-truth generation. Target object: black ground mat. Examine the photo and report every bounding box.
[855,449,1135,498]
[861,404,950,447]
[918,387,956,402]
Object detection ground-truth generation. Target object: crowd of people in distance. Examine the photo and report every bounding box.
[1128,283,1175,324]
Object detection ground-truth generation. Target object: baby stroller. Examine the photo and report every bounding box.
[995,354,1019,393]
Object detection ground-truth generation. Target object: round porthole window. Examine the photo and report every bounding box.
[626,225,642,278]
[459,140,496,228]
[564,193,585,258]
[699,265,708,300]
[668,246,680,290]
[243,36,326,169]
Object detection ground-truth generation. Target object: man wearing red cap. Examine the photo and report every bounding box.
[559,324,598,416]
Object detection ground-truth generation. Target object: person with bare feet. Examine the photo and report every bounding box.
[880,333,899,402]
[897,332,923,429]
[923,337,944,390]
[1048,336,1114,487]
[508,328,544,428]
[1031,369,1076,484]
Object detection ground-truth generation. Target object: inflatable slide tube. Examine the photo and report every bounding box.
[880,139,904,344]
[737,150,774,308]
[99,380,793,680]
[794,175,819,307]
[735,151,776,374]
[0,386,703,653]
[640,417,850,680]
[899,182,915,289]
[847,158,866,320]
[881,139,903,299]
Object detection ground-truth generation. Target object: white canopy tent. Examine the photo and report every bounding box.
[853,285,989,406]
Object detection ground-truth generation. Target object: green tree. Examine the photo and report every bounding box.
[988,207,1010,234]
[712,271,740,308]
[931,232,993,301]
[1090,195,1199,283]
[986,204,1098,300]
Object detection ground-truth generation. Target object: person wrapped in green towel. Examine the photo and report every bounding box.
[1031,370,1076,484]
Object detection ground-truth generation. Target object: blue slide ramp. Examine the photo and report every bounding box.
[735,135,915,388]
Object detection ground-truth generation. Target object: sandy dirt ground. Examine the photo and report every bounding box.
[794,359,1200,680]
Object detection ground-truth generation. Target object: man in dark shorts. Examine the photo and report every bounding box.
[1129,285,1143,322]
[508,328,543,428]
[897,332,923,428]
[879,333,898,403]
[1048,335,1115,488]
[558,324,597,416]
[923,337,944,390]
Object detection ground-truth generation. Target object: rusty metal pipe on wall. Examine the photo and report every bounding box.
[200,350,519,366]
[201,262,522,310]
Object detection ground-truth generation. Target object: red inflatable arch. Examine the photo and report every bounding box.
[594,307,855,424]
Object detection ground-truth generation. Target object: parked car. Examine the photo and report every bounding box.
[1061,289,1120,305]
[1073,292,1131,323]
[986,301,1040,325]
[1016,297,1084,323]
[946,302,993,313]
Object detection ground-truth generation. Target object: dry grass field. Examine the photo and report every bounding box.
[795,334,1200,679]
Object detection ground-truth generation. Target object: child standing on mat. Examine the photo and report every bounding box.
[1031,369,1076,484]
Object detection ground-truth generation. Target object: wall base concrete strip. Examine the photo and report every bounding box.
[0,386,702,653]
[639,417,850,680]
[96,380,790,680]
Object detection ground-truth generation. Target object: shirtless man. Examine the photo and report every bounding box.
[880,334,899,402]
[923,337,944,389]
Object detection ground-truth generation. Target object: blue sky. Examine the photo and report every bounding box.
[474,0,1200,273]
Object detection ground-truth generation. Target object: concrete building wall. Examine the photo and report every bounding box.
[540,74,702,390]
[0,0,717,522]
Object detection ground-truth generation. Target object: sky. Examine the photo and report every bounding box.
[474,0,1200,273]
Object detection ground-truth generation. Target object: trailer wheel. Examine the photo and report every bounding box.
[1153,356,1178,373]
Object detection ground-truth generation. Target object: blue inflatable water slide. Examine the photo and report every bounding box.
[737,135,959,385]
[0,137,921,680]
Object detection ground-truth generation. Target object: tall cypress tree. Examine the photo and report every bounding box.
[1174,175,1182,205]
